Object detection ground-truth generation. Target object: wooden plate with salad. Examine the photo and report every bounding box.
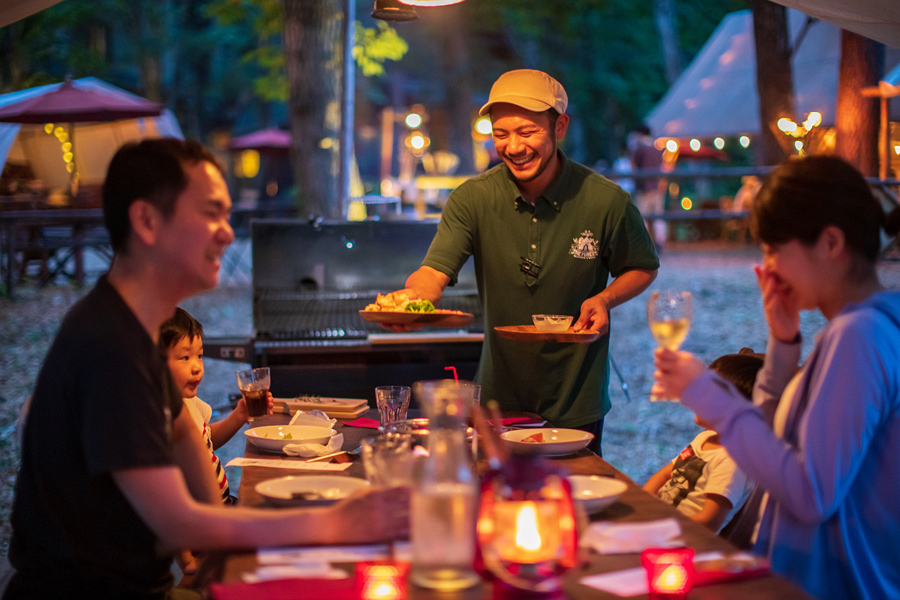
[360,292,474,328]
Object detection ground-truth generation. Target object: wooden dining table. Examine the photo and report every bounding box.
[196,409,811,600]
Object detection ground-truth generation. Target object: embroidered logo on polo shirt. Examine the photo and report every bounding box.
[678,445,694,461]
[569,230,599,259]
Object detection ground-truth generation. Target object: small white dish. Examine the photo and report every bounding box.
[500,428,593,456]
[532,314,574,332]
[256,475,369,507]
[567,475,628,514]
[244,425,335,453]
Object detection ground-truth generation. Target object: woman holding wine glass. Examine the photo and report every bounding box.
[652,156,900,600]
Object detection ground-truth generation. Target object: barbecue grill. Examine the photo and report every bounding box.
[206,219,484,401]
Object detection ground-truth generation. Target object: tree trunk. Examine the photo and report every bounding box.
[441,4,476,174]
[283,0,342,218]
[751,0,794,166]
[835,30,883,177]
[654,0,682,86]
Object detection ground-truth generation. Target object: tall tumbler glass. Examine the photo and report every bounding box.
[235,367,270,422]
[375,385,411,430]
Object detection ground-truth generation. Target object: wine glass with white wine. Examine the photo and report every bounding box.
[647,290,693,401]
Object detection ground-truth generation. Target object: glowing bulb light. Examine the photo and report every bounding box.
[713,137,725,150]
[474,116,492,135]
[405,113,422,129]
[739,136,750,148]
[689,139,701,152]
[665,140,678,153]
[399,0,464,5]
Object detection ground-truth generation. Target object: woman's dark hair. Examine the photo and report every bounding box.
[751,155,899,264]
[709,353,764,400]
[159,307,204,351]
[102,138,223,254]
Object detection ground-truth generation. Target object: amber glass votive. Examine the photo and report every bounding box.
[641,547,694,599]
[356,561,410,600]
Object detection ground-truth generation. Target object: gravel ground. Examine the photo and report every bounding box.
[2,242,899,556]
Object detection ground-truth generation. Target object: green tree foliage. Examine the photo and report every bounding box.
[354,22,409,77]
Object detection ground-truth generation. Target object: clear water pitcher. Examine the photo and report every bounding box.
[409,379,480,591]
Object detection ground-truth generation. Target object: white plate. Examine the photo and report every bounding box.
[567,475,628,514]
[499,428,594,456]
[244,425,335,453]
[256,475,370,507]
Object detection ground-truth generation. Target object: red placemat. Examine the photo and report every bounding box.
[209,578,357,600]
[487,417,544,426]
[342,417,381,429]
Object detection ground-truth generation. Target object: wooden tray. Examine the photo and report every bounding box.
[359,310,474,328]
[494,325,600,343]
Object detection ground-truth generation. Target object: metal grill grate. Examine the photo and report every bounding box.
[254,289,483,341]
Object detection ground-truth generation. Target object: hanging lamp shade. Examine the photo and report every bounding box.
[371,0,418,21]
[399,0,464,5]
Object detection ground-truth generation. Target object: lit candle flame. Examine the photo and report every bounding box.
[656,565,687,591]
[515,503,542,551]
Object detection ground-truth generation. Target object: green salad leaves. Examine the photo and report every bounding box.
[405,299,436,313]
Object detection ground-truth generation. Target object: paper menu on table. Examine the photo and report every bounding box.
[225,457,352,471]
[258,542,413,564]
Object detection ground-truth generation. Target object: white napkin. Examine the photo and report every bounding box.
[283,432,344,457]
[289,409,338,428]
[242,563,348,583]
[580,550,724,596]
[581,518,683,554]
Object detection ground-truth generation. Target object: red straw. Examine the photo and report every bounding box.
[444,365,459,385]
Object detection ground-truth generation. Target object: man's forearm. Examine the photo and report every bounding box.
[596,268,658,310]
[403,266,450,304]
[173,410,222,504]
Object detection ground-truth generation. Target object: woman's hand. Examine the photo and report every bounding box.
[652,347,707,400]
[754,264,800,343]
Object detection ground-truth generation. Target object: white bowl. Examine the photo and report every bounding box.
[532,314,574,332]
[500,428,593,456]
[567,475,628,514]
[244,425,335,453]
[256,475,370,507]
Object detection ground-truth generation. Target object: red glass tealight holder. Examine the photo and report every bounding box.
[355,561,410,600]
[641,547,694,599]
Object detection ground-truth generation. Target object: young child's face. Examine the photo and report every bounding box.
[167,334,204,398]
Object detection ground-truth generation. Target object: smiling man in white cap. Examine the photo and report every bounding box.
[394,69,659,454]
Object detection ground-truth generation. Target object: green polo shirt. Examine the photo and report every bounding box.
[423,152,659,427]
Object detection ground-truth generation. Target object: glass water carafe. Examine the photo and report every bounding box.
[410,379,480,591]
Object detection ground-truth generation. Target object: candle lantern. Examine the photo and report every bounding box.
[476,451,577,595]
[641,547,694,599]
[355,561,409,600]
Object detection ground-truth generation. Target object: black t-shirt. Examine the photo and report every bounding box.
[6,275,183,599]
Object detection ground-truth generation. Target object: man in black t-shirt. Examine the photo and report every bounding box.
[5,139,409,600]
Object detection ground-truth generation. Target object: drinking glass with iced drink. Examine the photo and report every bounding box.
[235,367,270,421]
[646,291,692,401]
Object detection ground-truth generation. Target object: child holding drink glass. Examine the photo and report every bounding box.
[160,307,273,504]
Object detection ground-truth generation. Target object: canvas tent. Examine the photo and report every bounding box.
[771,0,900,49]
[645,9,900,141]
[0,77,182,192]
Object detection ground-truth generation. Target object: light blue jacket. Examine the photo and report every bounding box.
[682,291,900,600]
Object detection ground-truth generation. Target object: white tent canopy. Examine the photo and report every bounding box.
[771,0,900,49]
[645,9,900,140]
[0,77,182,191]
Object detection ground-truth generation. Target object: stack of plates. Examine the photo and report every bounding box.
[274,397,369,419]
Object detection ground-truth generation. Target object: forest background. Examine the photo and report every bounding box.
[0,0,750,215]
